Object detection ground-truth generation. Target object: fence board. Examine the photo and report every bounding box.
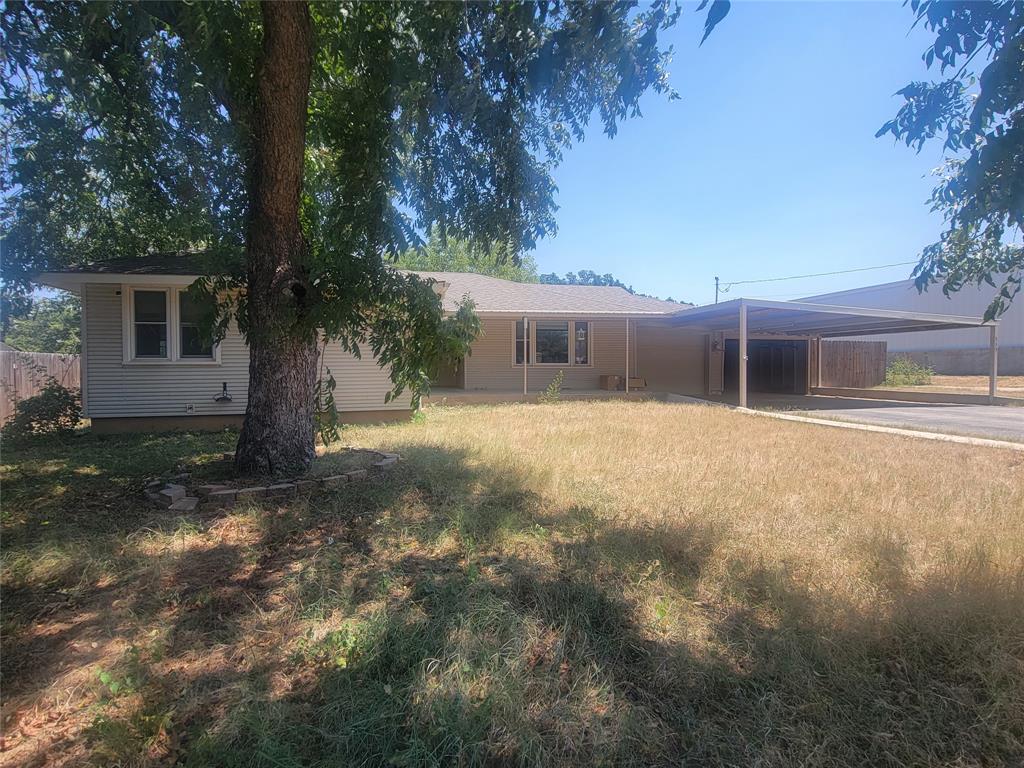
[0,350,81,424]
[820,340,886,389]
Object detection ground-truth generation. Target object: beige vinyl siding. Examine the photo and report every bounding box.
[706,332,725,395]
[462,316,707,394]
[464,317,629,391]
[463,318,517,390]
[321,342,412,411]
[83,283,409,418]
[84,283,249,418]
[634,322,706,395]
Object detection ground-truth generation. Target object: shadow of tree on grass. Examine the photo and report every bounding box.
[2,433,1022,767]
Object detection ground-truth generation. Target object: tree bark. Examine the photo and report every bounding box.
[234,1,318,476]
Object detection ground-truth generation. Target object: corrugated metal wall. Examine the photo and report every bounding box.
[806,279,1023,353]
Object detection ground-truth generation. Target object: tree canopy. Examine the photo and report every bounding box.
[540,270,686,303]
[395,229,540,283]
[1,293,81,354]
[1,1,724,472]
[879,0,1023,319]
[1,1,696,286]
[540,270,634,290]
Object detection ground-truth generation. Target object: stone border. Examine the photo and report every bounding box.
[144,451,401,510]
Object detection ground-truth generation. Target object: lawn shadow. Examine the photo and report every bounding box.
[0,429,238,543]
[3,435,1022,767]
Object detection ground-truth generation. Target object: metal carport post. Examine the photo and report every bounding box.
[738,300,748,408]
[990,324,999,403]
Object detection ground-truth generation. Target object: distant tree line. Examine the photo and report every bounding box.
[395,229,539,284]
[540,270,686,304]
[398,233,686,303]
[540,270,631,289]
[2,294,81,354]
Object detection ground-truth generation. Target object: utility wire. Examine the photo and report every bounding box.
[718,260,917,293]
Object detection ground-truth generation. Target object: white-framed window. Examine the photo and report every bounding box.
[574,321,589,365]
[513,319,591,366]
[123,286,219,364]
[132,288,169,359]
[178,290,215,359]
[515,319,530,365]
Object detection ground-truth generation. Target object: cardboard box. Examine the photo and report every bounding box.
[599,375,622,391]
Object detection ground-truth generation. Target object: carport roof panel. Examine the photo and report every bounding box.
[668,298,994,337]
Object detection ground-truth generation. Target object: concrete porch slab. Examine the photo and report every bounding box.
[423,388,662,406]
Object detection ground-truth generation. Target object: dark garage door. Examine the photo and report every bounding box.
[725,339,808,394]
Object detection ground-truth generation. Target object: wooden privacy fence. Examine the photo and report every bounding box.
[0,350,81,424]
[818,340,887,389]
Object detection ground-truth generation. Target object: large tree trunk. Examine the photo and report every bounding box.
[234,2,317,476]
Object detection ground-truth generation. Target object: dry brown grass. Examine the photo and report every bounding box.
[2,402,1023,766]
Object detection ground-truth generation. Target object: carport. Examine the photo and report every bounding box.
[668,298,999,407]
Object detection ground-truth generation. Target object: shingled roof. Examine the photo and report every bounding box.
[52,252,242,276]
[412,271,687,315]
[45,254,688,316]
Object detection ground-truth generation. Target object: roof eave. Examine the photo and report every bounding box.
[37,271,685,317]
[666,296,996,334]
[37,272,201,291]
[466,309,680,318]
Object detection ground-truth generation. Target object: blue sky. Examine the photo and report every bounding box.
[530,1,948,306]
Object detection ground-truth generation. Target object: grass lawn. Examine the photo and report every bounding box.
[3,401,1023,766]
[875,374,1024,399]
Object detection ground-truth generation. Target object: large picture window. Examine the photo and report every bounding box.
[513,319,591,366]
[133,290,168,358]
[535,320,569,364]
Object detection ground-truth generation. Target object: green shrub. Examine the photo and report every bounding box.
[538,369,565,404]
[2,378,81,445]
[884,356,934,386]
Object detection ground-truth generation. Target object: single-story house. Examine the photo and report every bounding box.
[39,256,1002,432]
[804,277,1023,375]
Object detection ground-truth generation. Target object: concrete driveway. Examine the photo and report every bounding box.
[746,393,1024,443]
